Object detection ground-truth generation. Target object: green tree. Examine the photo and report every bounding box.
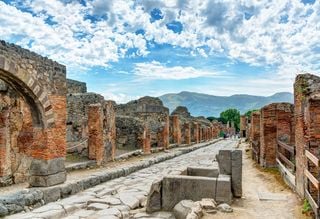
[244,109,259,118]
[220,108,240,131]
[207,116,222,122]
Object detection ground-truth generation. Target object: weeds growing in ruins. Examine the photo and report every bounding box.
[302,199,312,215]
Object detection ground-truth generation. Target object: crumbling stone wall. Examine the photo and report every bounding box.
[0,40,67,187]
[67,80,116,161]
[116,96,169,149]
[67,79,87,94]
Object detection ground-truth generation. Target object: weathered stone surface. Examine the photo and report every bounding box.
[216,150,231,175]
[146,179,162,213]
[187,166,219,178]
[87,203,109,210]
[162,175,217,211]
[231,150,242,198]
[97,207,121,217]
[119,193,140,209]
[173,200,195,219]
[0,203,8,217]
[29,171,67,187]
[42,187,61,203]
[216,174,232,204]
[217,203,233,213]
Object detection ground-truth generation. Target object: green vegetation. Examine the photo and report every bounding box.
[302,199,312,214]
[220,108,240,131]
[244,109,259,118]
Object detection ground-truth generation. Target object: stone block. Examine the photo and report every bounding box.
[29,158,65,176]
[162,175,217,211]
[231,150,242,198]
[187,166,219,178]
[216,150,231,175]
[216,174,232,204]
[29,171,66,187]
[146,179,162,213]
[42,186,61,203]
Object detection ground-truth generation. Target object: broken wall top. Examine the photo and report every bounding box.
[67,79,87,94]
[171,106,191,118]
[0,40,66,96]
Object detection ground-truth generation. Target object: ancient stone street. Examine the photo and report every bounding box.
[7,139,238,219]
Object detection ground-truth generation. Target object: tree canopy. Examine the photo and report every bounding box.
[219,108,240,131]
[244,109,259,118]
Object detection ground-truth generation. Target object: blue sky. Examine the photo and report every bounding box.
[0,0,319,103]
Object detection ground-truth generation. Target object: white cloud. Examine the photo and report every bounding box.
[133,61,223,80]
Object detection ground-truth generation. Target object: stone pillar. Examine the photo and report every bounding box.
[172,115,181,145]
[143,126,151,154]
[184,123,191,144]
[88,104,104,165]
[0,110,11,185]
[240,115,246,138]
[163,115,170,149]
[260,104,277,168]
[199,127,203,142]
[29,95,67,187]
[103,101,116,161]
[250,111,261,163]
[193,123,199,143]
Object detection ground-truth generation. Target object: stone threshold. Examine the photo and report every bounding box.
[0,139,222,217]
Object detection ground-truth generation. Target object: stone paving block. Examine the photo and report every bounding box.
[146,179,162,213]
[162,175,217,211]
[231,150,242,198]
[216,174,232,204]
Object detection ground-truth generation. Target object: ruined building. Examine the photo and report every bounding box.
[67,79,116,163]
[115,96,170,154]
[0,40,67,187]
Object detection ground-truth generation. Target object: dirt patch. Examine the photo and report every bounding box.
[203,142,311,219]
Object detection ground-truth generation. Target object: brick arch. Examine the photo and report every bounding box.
[0,56,54,128]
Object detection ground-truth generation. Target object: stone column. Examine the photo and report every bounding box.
[0,110,11,185]
[143,126,151,154]
[103,101,116,161]
[193,123,199,143]
[88,103,104,165]
[161,115,170,149]
[184,123,191,144]
[250,111,261,163]
[172,115,181,145]
[240,115,246,138]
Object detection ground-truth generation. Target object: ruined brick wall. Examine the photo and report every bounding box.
[116,96,169,149]
[240,115,246,138]
[67,92,104,156]
[294,73,320,198]
[0,40,67,187]
[67,79,87,94]
[277,103,294,145]
[250,111,260,163]
[260,103,277,168]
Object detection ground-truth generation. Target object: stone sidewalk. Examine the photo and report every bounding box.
[6,139,238,219]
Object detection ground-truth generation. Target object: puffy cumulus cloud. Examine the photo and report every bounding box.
[133,61,223,80]
[0,0,320,80]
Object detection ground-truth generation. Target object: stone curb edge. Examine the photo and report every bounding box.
[0,139,222,217]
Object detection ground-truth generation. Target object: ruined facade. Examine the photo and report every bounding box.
[67,79,116,162]
[240,115,247,138]
[115,97,169,152]
[0,41,67,187]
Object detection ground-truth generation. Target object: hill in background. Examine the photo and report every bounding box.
[159,91,293,117]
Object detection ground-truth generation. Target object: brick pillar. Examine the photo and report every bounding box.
[260,104,277,167]
[159,115,170,149]
[88,104,104,165]
[193,123,199,143]
[172,115,181,145]
[142,126,151,154]
[199,127,203,142]
[184,123,191,144]
[250,111,261,163]
[240,115,246,138]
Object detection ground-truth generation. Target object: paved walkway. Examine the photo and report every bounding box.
[7,139,237,219]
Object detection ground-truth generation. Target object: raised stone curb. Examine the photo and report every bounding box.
[0,139,221,217]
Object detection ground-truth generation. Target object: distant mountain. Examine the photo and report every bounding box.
[159,91,293,117]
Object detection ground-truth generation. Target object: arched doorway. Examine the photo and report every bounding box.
[0,42,67,187]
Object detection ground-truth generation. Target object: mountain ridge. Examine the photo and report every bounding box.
[159,91,293,117]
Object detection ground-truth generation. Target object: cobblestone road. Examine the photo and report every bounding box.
[7,139,237,219]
